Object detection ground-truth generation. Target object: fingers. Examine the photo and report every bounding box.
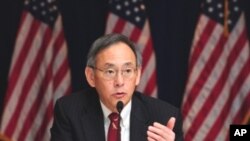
[147,130,163,141]
[147,117,176,141]
[147,122,175,141]
[166,117,176,130]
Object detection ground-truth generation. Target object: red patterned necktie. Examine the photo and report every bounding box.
[108,112,120,141]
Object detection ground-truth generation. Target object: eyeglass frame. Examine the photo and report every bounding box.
[89,65,138,81]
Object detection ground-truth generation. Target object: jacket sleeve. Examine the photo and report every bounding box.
[50,99,73,141]
[174,110,184,141]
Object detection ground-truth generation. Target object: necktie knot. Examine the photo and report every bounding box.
[108,113,119,130]
[109,113,119,122]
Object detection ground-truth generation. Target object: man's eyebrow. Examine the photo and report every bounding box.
[102,62,135,68]
[123,62,135,67]
[103,63,115,68]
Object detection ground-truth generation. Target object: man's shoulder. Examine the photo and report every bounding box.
[133,91,180,114]
[57,89,84,102]
[55,88,98,109]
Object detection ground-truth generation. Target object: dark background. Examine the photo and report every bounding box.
[1,0,250,117]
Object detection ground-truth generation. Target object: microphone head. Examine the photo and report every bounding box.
[116,101,124,113]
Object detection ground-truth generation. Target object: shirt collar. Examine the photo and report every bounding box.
[100,100,132,127]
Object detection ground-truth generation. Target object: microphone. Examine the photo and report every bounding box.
[116,101,123,141]
[116,101,124,114]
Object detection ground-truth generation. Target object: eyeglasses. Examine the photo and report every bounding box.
[91,66,138,80]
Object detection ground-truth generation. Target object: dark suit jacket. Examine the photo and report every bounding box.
[50,88,183,141]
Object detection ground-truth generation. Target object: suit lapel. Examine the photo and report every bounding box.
[80,90,105,141]
[130,94,152,141]
[79,90,152,141]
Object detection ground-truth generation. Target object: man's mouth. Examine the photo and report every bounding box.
[113,92,126,99]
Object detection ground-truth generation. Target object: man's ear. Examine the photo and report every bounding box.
[85,67,95,87]
[135,67,142,86]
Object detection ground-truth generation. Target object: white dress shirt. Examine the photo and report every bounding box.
[100,100,132,141]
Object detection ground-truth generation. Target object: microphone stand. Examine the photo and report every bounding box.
[116,101,124,141]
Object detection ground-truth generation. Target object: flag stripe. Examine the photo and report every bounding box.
[182,14,245,135]
[136,45,156,95]
[121,22,135,37]
[113,18,126,33]
[1,1,71,140]
[182,16,222,108]
[4,22,50,137]
[130,27,141,42]
[222,93,250,141]
[54,57,69,89]
[185,26,247,140]
[34,101,53,141]
[0,12,34,132]
[188,15,209,56]
[28,15,71,141]
[183,33,227,121]
[11,21,59,140]
[141,38,153,72]
[184,14,247,139]
[182,1,250,140]
[17,37,58,140]
[205,48,250,140]
[18,64,53,141]
[144,69,157,96]
[105,13,118,34]
[195,40,249,140]
[3,14,40,108]
[217,76,250,140]
[135,20,157,97]
[8,12,30,74]
[54,64,70,99]
[10,33,53,139]
[187,17,217,77]
[234,92,250,124]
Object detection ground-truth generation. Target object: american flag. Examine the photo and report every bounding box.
[105,0,157,97]
[0,0,71,140]
[182,0,250,140]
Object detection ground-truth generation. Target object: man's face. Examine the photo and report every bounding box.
[85,42,141,112]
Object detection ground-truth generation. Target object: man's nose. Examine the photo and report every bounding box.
[114,72,124,87]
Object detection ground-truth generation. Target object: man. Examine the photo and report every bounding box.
[50,33,183,141]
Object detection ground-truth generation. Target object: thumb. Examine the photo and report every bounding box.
[166,117,176,130]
